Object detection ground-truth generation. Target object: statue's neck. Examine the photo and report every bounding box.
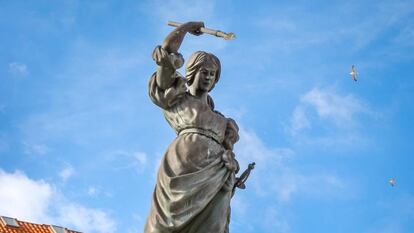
[189,88,208,104]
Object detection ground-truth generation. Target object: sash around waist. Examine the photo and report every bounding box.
[178,128,222,144]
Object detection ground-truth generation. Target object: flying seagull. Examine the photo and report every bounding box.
[350,65,358,81]
[389,178,396,187]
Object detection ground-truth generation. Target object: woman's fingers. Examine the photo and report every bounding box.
[222,150,238,171]
[184,21,204,36]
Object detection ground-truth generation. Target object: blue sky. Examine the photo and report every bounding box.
[1,0,414,232]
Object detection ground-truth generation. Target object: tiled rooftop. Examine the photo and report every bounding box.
[0,216,81,233]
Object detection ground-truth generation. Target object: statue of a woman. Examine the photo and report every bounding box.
[145,21,240,233]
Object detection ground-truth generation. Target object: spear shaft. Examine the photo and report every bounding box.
[167,21,236,40]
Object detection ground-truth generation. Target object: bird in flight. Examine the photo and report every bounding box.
[349,65,358,81]
[389,178,396,187]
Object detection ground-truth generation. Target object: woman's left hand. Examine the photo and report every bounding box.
[222,150,239,173]
[181,21,204,36]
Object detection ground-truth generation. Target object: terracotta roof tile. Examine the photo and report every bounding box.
[0,216,81,233]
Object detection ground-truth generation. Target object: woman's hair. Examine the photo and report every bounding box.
[185,51,221,91]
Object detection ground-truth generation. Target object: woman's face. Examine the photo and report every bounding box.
[192,64,217,92]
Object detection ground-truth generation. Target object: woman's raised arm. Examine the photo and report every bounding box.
[153,22,204,90]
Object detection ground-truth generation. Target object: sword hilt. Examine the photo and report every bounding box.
[234,162,255,191]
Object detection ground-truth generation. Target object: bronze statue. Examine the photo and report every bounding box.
[145,21,250,233]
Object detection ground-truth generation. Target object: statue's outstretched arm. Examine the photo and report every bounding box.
[153,22,204,90]
[162,21,204,53]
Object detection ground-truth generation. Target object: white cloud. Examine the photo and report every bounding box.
[19,41,148,150]
[0,134,9,153]
[253,1,414,53]
[289,106,311,135]
[23,142,50,156]
[236,127,294,167]
[234,126,348,202]
[364,194,414,233]
[125,213,145,233]
[0,170,52,222]
[230,195,248,217]
[85,186,112,198]
[286,87,374,146]
[234,127,294,198]
[394,26,414,47]
[275,171,347,202]
[0,169,116,233]
[59,164,75,182]
[8,62,29,76]
[152,152,164,181]
[133,152,147,168]
[263,207,290,233]
[87,186,99,196]
[301,88,366,124]
[57,203,116,233]
[110,150,148,173]
[235,124,347,203]
[346,1,414,50]
[235,127,290,197]
[151,0,215,22]
[257,18,297,32]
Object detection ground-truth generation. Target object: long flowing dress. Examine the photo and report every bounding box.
[144,67,237,233]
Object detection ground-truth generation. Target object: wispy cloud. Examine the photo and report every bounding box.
[0,169,116,233]
[57,203,116,233]
[151,152,164,181]
[236,125,348,200]
[275,171,347,202]
[0,134,9,153]
[254,1,414,53]
[86,186,112,198]
[364,194,414,233]
[235,126,294,197]
[59,164,75,182]
[263,207,290,233]
[150,0,216,23]
[236,126,294,167]
[19,41,147,148]
[0,170,52,222]
[125,213,145,233]
[8,62,29,76]
[109,150,148,174]
[23,142,50,156]
[394,26,414,48]
[232,125,349,232]
[256,18,297,32]
[289,106,311,136]
[301,87,367,125]
[0,104,6,113]
[87,186,99,196]
[287,87,374,147]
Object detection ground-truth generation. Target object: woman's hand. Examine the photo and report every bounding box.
[180,21,204,36]
[222,150,240,173]
[162,21,204,54]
